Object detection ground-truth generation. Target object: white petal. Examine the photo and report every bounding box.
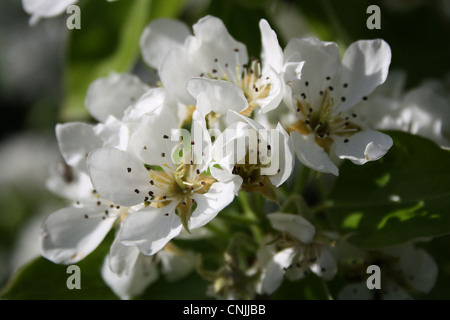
[282,61,305,83]
[93,115,131,151]
[85,73,149,122]
[160,48,198,105]
[140,18,191,69]
[87,147,151,207]
[259,247,295,294]
[259,19,283,73]
[284,37,341,108]
[290,131,339,175]
[56,122,103,173]
[186,78,248,115]
[211,121,251,171]
[191,15,248,72]
[46,167,94,202]
[22,0,78,23]
[334,130,393,164]
[398,248,438,294]
[120,202,182,256]
[123,87,167,121]
[267,123,295,187]
[189,181,236,230]
[101,253,158,300]
[267,213,315,243]
[191,110,212,172]
[40,205,116,264]
[310,246,337,280]
[209,164,243,196]
[158,247,197,282]
[108,234,140,276]
[256,66,284,114]
[128,108,179,166]
[333,39,392,113]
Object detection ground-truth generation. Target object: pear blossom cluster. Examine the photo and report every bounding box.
[39,15,439,299]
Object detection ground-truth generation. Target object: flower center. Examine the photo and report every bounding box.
[288,88,361,153]
[201,53,271,117]
[145,161,215,232]
[231,146,278,202]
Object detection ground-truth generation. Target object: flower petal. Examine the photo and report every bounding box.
[128,108,179,166]
[259,19,283,73]
[85,73,149,122]
[160,48,198,105]
[267,123,295,187]
[101,252,158,300]
[23,0,78,24]
[290,131,339,175]
[267,213,315,243]
[46,167,95,202]
[120,202,182,256]
[310,246,337,280]
[333,39,391,113]
[284,37,341,108]
[186,78,248,116]
[398,247,438,294]
[334,130,393,165]
[56,122,103,173]
[123,87,167,121]
[259,247,295,294]
[87,147,151,207]
[140,18,191,69]
[40,205,116,264]
[158,246,197,282]
[93,115,131,151]
[108,233,140,276]
[191,15,248,73]
[256,66,284,114]
[189,181,236,230]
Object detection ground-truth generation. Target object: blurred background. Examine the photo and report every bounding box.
[0,0,449,296]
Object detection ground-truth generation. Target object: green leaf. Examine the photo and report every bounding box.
[271,273,331,300]
[1,233,117,300]
[328,131,450,248]
[137,272,209,300]
[60,0,186,121]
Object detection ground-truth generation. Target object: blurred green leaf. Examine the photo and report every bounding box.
[61,0,186,121]
[137,272,209,300]
[271,273,331,299]
[0,233,116,300]
[328,131,450,248]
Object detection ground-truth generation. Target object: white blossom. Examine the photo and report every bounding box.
[283,37,393,175]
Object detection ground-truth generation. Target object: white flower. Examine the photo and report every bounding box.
[101,245,158,300]
[22,0,78,25]
[141,16,285,117]
[283,37,393,175]
[22,0,118,25]
[257,213,337,294]
[85,73,150,123]
[336,242,438,300]
[357,72,450,147]
[102,241,197,300]
[210,110,295,197]
[87,107,236,256]
[41,72,187,265]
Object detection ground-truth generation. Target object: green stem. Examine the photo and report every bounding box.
[238,192,263,241]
